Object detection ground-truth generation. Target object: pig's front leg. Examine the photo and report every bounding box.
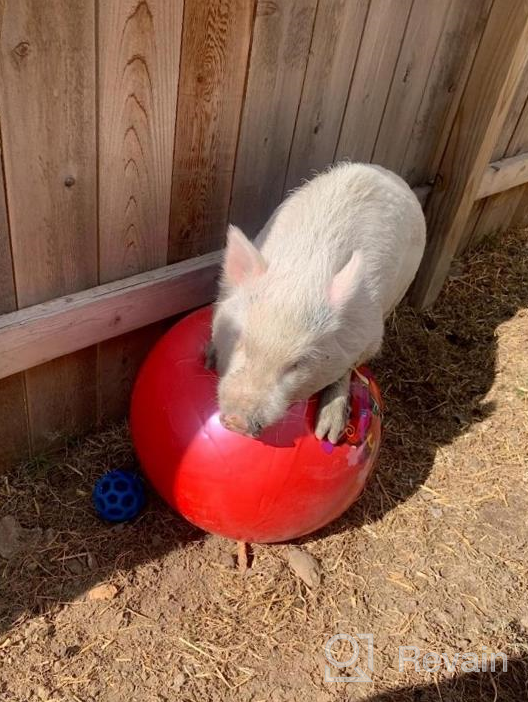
[204,341,217,370]
[314,369,351,444]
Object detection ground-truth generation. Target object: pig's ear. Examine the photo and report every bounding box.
[223,224,267,287]
[328,250,364,313]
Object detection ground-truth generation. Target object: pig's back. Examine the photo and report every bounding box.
[255,162,426,315]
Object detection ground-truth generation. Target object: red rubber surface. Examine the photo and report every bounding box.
[130,306,382,543]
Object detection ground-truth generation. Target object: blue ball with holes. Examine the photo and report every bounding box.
[92,469,145,522]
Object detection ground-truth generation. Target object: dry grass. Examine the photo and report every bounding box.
[1,229,527,701]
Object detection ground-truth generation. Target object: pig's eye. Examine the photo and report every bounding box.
[285,358,307,374]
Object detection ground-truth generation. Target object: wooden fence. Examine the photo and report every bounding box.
[1,0,528,468]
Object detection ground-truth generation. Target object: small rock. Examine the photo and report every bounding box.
[286,547,321,588]
[448,260,464,279]
[66,558,85,575]
[218,552,236,569]
[173,672,185,691]
[0,515,22,559]
[429,506,443,519]
[0,515,42,559]
[86,583,118,601]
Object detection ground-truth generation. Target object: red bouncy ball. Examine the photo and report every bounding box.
[130,306,383,543]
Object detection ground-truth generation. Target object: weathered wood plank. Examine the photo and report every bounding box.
[0,252,221,381]
[0,373,29,470]
[410,0,528,308]
[372,0,451,174]
[0,1,97,306]
[468,60,528,247]
[0,150,16,314]
[230,0,317,236]
[335,0,413,163]
[477,152,528,200]
[402,0,493,187]
[98,0,183,282]
[510,182,528,228]
[169,0,254,263]
[284,0,369,190]
[0,134,29,469]
[97,322,170,423]
[0,0,98,452]
[97,0,183,422]
[456,60,528,253]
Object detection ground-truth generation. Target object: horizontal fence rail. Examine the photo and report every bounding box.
[0,252,221,381]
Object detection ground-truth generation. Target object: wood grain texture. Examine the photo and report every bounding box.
[97,0,184,423]
[469,61,528,246]
[0,133,29,468]
[0,144,16,314]
[169,0,254,263]
[410,0,528,308]
[402,0,493,186]
[510,91,528,229]
[0,0,98,453]
[0,0,28,465]
[97,322,169,423]
[0,252,221,380]
[456,60,528,254]
[99,0,183,282]
[0,1,97,306]
[284,0,369,191]
[372,0,451,174]
[230,0,317,236]
[510,182,528,227]
[26,351,96,450]
[477,152,528,200]
[335,0,412,163]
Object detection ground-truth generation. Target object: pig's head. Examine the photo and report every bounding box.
[212,224,375,437]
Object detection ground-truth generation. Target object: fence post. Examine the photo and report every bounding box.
[410,0,528,309]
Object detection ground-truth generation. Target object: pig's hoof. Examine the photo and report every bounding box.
[204,341,217,370]
[315,396,349,444]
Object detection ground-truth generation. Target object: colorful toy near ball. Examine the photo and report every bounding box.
[130,306,382,543]
[93,469,145,523]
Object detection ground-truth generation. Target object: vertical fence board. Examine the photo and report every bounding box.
[0,9,32,510]
[456,60,528,253]
[0,0,98,452]
[230,0,317,236]
[97,0,183,423]
[402,0,493,186]
[511,182,528,228]
[335,0,412,164]
[0,155,15,314]
[372,0,451,174]
[169,0,254,263]
[284,0,369,191]
[467,61,528,247]
[411,0,528,308]
[0,139,29,469]
[96,323,169,423]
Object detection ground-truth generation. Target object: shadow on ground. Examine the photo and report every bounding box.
[1,231,527,635]
[365,652,528,702]
[305,230,528,540]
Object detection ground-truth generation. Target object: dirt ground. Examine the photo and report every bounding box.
[1,229,527,702]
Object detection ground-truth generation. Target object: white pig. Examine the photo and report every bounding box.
[206,162,426,443]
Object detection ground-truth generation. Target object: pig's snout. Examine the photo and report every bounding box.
[220,413,263,438]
